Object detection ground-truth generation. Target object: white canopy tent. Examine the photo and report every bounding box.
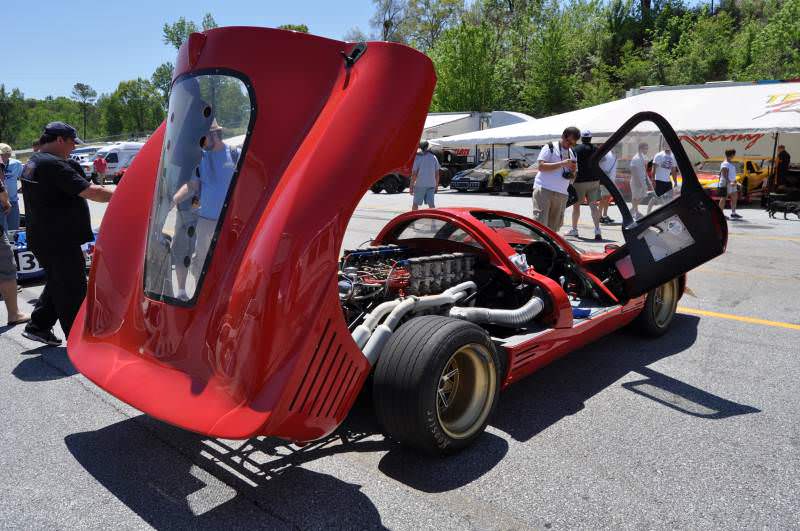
[424,113,472,129]
[429,82,800,163]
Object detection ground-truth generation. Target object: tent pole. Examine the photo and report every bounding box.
[491,144,495,177]
[768,131,779,194]
[507,144,511,158]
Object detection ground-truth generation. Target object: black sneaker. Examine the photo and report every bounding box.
[22,326,62,346]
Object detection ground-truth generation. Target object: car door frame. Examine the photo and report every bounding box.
[592,111,728,299]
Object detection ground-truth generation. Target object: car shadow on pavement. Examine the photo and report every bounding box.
[491,314,759,442]
[64,397,508,529]
[12,346,77,381]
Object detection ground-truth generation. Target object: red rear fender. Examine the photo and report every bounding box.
[69,27,436,441]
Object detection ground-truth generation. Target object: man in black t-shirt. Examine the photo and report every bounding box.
[566,130,602,240]
[20,122,113,346]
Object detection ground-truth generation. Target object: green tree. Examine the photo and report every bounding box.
[114,79,165,134]
[201,13,218,30]
[71,82,97,139]
[277,24,309,33]
[162,13,217,49]
[429,22,501,112]
[151,62,174,109]
[370,0,408,42]
[0,85,27,145]
[743,0,800,79]
[97,94,125,137]
[403,0,464,52]
[665,11,735,84]
[523,14,577,116]
[162,17,199,49]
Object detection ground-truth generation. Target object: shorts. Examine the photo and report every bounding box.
[532,186,568,233]
[172,209,198,268]
[0,231,17,282]
[655,180,673,197]
[599,185,612,198]
[572,181,601,203]
[413,186,436,208]
[630,178,648,201]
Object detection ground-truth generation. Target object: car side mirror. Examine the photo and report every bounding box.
[604,243,620,254]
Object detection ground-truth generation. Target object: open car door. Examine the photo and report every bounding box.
[594,112,728,299]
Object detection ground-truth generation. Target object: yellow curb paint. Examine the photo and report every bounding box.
[678,306,800,331]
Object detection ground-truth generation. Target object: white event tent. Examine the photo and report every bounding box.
[429,82,800,163]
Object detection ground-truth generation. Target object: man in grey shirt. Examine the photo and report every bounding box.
[410,141,440,211]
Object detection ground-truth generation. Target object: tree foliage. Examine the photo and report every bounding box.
[424,0,800,116]
[278,24,310,33]
[2,3,797,148]
[71,82,97,139]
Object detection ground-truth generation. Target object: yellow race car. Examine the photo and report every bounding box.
[695,156,772,201]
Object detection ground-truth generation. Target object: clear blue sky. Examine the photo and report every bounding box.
[4,0,374,99]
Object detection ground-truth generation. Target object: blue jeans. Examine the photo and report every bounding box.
[1,201,19,232]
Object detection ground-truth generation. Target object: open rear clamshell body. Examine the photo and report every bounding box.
[67,27,436,442]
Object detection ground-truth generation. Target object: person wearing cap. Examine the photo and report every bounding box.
[0,159,30,327]
[565,130,602,240]
[0,143,23,231]
[532,127,579,233]
[409,140,440,211]
[171,119,239,300]
[20,122,113,346]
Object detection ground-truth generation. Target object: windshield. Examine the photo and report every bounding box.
[143,72,253,304]
[473,159,507,171]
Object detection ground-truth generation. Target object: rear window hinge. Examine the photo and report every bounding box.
[341,42,367,69]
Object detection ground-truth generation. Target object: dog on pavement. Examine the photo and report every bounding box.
[767,200,800,220]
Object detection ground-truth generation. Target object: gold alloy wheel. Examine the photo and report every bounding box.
[436,343,497,440]
[652,279,678,328]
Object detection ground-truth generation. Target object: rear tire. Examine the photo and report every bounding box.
[383,176,400,194]
[373,316,501,455]
[370,182,383,194]
[632,278,679,336]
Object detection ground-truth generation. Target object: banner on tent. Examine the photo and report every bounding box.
[680,133,767,158]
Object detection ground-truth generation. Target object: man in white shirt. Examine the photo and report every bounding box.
[629,142,652,219]
[718,148,741,219]
[652,146,679,197]
[532,127,580,233]
[410,141,440,211]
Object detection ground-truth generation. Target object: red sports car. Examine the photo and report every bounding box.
[68,27,727,456]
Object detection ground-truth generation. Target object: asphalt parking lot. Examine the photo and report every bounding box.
[1,187,799,529]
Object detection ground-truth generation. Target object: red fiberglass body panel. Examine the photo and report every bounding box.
[67,27,436,442]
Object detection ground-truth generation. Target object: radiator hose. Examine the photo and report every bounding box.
[449,293,544,328]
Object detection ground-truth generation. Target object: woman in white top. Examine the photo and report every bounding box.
[718,148,741,219]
